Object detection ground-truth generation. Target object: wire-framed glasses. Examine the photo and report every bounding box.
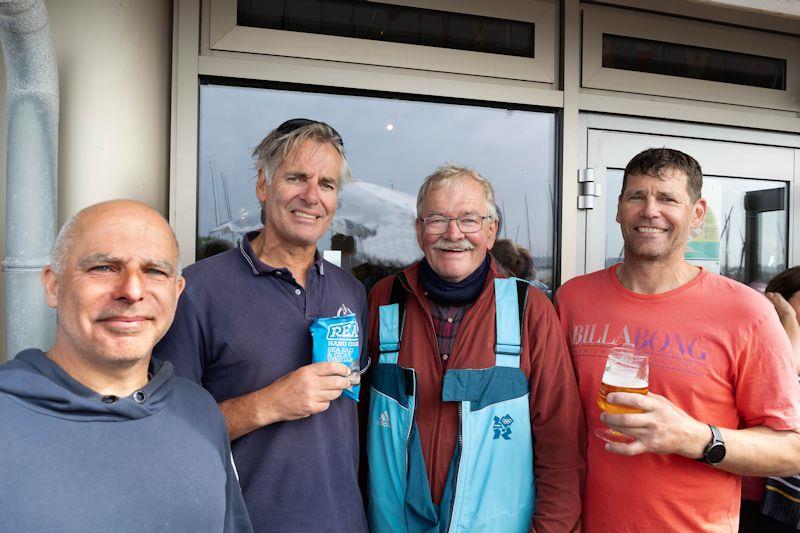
[418,215,492,235]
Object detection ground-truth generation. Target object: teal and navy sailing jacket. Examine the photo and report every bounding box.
[365,260,585,533]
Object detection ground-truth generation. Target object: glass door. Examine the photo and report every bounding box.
[581,124,797,289]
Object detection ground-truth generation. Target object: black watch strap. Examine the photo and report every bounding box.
[700,424,726,465]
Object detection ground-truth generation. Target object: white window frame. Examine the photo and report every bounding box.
[208,0,557,84]
[581,4,800,112]
[172,0,562,267]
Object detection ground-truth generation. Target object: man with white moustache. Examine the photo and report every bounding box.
[156,119,369,533]
[364,164,584,532]
[0,200,252,533]
[555,148,800,532]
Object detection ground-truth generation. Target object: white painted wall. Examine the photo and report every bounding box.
[0,0,173,358]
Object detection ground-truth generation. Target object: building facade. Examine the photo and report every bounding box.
[1,0,799,354]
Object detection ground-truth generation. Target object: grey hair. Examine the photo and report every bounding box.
[49,200,182,277]
[252,121,352,188]
[50,214,79,276]
[416,164,498,220]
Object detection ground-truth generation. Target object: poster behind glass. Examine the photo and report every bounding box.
[603,169,787,289]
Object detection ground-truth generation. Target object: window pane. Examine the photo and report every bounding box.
[602,34,786,90]
[237,0,535,58]
[198,82,557,290]
[603,170,788,288]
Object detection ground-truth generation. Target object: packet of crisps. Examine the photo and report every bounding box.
[310,313,361,402]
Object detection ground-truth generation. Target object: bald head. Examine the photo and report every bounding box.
[41,200,186,391]
[50,200,179,276]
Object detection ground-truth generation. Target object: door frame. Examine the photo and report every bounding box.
[575,113,800,278]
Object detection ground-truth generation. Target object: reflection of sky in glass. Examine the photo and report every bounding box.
[198,83,557,282]
[603,169,787,285]
[757,210,787,281]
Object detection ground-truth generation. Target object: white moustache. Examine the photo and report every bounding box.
[433,239,475,252]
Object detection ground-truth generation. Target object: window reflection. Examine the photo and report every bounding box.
[237,0,536,58]
[601,34,786,90]
[604,169,788,287]
[198,82,557,289]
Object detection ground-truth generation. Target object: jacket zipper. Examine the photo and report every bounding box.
[420,297,446,494]
[396,275,420,471]
[447,404,463,532]
[405,370,419,469]
[410,277,470,518]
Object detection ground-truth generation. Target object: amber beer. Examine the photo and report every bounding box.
[594,344,649,444]
[596,372,648,414]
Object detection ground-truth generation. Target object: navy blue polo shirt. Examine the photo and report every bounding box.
[154,232,368,533]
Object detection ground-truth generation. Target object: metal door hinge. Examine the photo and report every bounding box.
[578,168,601,209]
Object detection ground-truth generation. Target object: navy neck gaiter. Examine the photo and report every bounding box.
[420,255,490,305]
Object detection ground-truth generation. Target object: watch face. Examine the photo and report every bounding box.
[706,443,726,465]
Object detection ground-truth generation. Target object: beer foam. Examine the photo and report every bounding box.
[601,371,647,389]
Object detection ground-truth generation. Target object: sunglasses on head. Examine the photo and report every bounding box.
[274,118,344,147]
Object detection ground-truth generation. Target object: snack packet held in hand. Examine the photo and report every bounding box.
[310,313,361,401]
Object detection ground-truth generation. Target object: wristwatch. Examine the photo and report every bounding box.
[699,424,726,465]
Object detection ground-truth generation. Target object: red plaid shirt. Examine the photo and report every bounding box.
[427,301,467,369]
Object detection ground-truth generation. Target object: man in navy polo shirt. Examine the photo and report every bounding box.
[155,119,368,533]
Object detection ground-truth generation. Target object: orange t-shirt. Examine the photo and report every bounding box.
[555,265,800,533]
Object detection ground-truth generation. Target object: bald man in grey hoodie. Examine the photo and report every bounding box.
[0,200,252,533]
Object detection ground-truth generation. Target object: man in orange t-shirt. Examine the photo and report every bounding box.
[555,148,800,532]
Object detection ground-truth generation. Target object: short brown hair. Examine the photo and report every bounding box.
[766,266,800,300]
[622,148,703,202]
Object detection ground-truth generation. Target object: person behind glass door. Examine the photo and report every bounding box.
[365,164,585,532]
[765,267,800,376]
[0,200,252,533]
[555,148,800,532]
[492,238,533,279]
[155,119,369,533]
[198,237,234,260]
[740,266,800,532]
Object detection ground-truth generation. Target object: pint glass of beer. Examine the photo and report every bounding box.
[594,343,648,444]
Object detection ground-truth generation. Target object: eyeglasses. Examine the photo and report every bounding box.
[418,215,492,235]
[274,118,344,147]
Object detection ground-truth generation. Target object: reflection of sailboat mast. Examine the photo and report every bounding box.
[524,194,532,251]
[738,228,746,275]
[221,173,233,221]
[719,206,733,274]
[501,200,507,239]
[210,160,221,227]
[548,182,555,260]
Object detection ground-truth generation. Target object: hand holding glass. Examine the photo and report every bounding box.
[595,344,649,444]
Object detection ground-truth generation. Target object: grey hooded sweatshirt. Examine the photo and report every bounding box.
[0,349,253,533]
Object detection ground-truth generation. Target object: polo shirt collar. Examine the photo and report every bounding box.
[239,230,325,277]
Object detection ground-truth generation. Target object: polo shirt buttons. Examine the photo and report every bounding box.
[294,289,302,295]
[442,353,449,360]
[446,317,454,323]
